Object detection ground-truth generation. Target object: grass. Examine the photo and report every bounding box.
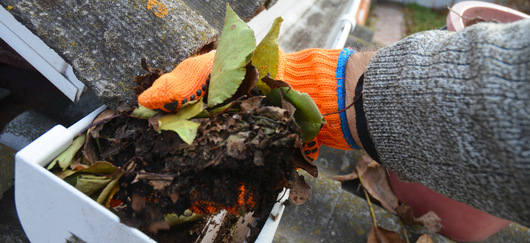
[404,3,448,35]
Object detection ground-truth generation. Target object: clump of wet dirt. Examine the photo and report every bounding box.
[88,96,310,241]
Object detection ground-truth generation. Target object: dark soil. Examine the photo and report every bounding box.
[88,97,306,242]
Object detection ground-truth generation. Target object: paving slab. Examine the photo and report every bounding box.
[371,1,405,46]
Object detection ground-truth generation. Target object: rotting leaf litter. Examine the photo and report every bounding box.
[47,4,323,242]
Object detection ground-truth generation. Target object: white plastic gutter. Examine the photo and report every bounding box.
[332,0,363,49]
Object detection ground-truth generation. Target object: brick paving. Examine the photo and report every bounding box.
[372,1,405,46]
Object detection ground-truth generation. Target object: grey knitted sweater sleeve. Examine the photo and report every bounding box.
[362,19,530,225]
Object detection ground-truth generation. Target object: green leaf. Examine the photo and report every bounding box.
[162,120,201,145]
[131,104,158,119]
[267,87,325,142]
[165,211,203,226]
[252,17,283,94]
[75,174,112,196]
[207,4,256,107]
[159,98,204,144]
[47,134,86,171]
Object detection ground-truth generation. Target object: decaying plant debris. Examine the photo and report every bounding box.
[76,93,310,241]
[46,4,322,242]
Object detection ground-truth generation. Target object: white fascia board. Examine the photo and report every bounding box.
[0,6,84,101]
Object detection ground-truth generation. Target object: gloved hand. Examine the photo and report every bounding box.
[138,48,360,161]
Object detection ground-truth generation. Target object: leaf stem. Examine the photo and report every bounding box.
[215,95,247,116]
[402,223,410,243]
[322,92,362,117]
[357,167,378,227]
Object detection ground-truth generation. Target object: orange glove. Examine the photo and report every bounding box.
[138,48,360,160]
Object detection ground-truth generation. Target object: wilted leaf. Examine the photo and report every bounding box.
[261,75,291,91]
[367,225,405,243]
[267,87,324,142]
[69,158,86,170]
[47,134,86,171]
[291,143,318,177]
[132,104,158,119]
[397,204,442,233]
[90,109,115,138]
[164,210,203,226]
[416,234,433,243]
[83,134,98,164]
[148,112,164,131]
[75,174,112,196]
[289,174,312,205]
[97,172,124,206]
[77,161,119,175]
[226,132,250,160]
[357,155,399,214]
[233,64,259,98]
[416,211,442,233]
[252,17,283,94]
[146,177,174,190]
[53,169,77,179]
[159,98,204,144]
[240,96,265,113]
[396,204,417,225]
[208,4,256,107]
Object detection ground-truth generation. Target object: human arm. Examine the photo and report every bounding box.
[346,19,530,226]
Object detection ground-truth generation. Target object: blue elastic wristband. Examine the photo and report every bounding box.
[336,48,360,150]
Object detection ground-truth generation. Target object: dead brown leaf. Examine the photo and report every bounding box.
[289,174,312,205]
[234,64,259,97]
[367,225,405,243]
[397,204,442,233]
[90,109,115,138]
[354,155,399,214]
[416,234,433,243]
[132,193,146,212]
[116,101,133,114]
[240,96,265,113]
[82,134,98,164]
[261,75,292,90]
[291,148,318,178]
[148,179,173,190]
[69,158,86,170]
[396,204,417,225]
[148,112,164,131]
[137,174,174,191]
[416,211,443,233]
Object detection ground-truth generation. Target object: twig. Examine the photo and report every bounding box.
[402,222,410,243]
[215,95,247,117]
[322,92,362,117]
[79,114,124,135]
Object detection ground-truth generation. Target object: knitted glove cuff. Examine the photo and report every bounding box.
[278,48,359,150]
